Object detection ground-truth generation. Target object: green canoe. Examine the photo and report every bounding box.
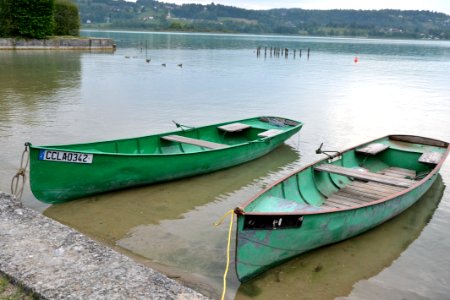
[234,135,449,282]
[28,116,302,203]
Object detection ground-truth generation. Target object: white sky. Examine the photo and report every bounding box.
[131,0,450,15]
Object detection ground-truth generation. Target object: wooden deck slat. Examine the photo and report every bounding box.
[161,135,229,149]
[356,143,389,155]
[378,168,416,180]
[326,198,357,208]
[325,198,353,208]
[384,167,416,177]
[321,201,341,208]
[337,189,380,201]
[258,129,283,138]
[218,122,251,132]
[379,172,409,179]
[364,182,405,192]
[418,152,443,165]
[344,183,391,197]
[314,164,414,188]
[336,193,374,204]
[377,171,409,179]
[373,169,414,180]
[350,181,404,193]
[382,170,410,176]
[321,203,338,209]
[343,185,390,198]
[328,194,369,205]
[365,181,405,191]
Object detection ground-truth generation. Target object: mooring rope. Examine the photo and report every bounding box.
[11,143,30,201]
[214,209,235,300]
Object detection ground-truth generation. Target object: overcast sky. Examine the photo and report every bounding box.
[145,0,450,15]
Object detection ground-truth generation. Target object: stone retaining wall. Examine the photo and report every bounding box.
[0,192,209,299]
[0,38,115,50]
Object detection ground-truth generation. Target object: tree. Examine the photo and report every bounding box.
[54,0,80,36]
[15,0,55,38]
[0,0,13,37]
[2,0,55,38]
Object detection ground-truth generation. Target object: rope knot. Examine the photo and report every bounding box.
[16,168,26,176]
[11,144,30,201]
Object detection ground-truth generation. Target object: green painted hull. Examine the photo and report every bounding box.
[235,135,449,282]
[29,116,302,203]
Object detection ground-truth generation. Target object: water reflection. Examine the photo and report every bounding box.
[235,175,445,300]
[0,51,82,127]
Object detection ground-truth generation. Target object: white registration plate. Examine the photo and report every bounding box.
[39,150,93,164]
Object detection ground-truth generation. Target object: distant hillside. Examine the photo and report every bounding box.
[75,0,450,39]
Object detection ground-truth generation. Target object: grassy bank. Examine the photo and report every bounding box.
[0,275,32,300]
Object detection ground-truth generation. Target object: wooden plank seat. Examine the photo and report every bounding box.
[218,122,251,132]
[418,152,443,165]
[356,143,389,155]
[314,164,415,188]
[258,129,283,138]
[161,135,229,149]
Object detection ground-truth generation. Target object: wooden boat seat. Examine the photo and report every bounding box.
[356,143,389,155]
[258,129,283,138]
[314,164,415,188]
[161,135,229,149]
[218,122,251,132]
[418,152,443,164]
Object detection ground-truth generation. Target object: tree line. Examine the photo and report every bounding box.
[0,0,80,39]
[75,0,450,39]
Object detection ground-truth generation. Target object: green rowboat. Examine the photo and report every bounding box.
[234,135,449,282]
[28,116,302,203]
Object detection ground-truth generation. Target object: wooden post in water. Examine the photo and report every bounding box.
[256,46,261,58]
[285,48,288,59]
[299,49,302,58]
[307,48,310,60]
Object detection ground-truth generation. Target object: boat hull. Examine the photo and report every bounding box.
[29,116,302,203]
[235,134,449,282]
[235,173,437,282]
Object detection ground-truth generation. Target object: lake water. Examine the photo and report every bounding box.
[1,31,450,299]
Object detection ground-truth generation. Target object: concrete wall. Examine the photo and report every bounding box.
[0,192,209,299]
[0,38,115,50]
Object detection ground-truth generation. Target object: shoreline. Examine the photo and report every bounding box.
[0,37,115,50]
[0,192,209,299]
[80,28,448,43]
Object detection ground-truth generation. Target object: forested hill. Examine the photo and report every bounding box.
[75,0,450,39]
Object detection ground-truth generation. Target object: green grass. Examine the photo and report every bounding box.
[0,275,33,300]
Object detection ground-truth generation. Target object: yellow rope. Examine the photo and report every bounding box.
[214,209,235,300]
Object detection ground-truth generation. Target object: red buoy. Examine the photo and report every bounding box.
[354,57,359,63]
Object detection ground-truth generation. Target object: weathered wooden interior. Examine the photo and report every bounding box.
[319,167,416,209]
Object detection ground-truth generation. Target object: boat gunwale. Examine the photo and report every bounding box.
[236,134,450,217]
[27,116,303,157]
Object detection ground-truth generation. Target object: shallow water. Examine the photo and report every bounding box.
[1,31,450,299]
